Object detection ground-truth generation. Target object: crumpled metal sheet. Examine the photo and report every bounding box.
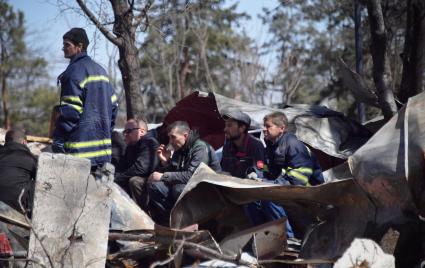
[110,183,155,231]
[158,91,371,162]
[219,218,287,259]
[349,92,425,226]
[170,92,425,261]
[171,164,375,260]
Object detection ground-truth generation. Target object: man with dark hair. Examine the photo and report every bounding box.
[147,121,221,225]
[0,128,37,213]
[221,110,265,178]
[52,27,118,169]
[114,118,159,210]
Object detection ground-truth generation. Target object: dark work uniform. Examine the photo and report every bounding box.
[264,132,324,186]
[148,131,221,225]
[53,52,118,168]
[221,134,265,178]
[115,134,159,209]
[0,142,37,213]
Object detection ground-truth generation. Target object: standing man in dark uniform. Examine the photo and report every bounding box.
[52,28,118,169]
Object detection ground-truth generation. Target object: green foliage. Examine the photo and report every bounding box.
[0,0,54,134]
[261,0,407,121]
[9,86,58,136]
[139,0,261,121]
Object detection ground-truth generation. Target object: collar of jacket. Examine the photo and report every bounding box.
[3,141,31,152]
[69,52,88,64]
[180,130,200,152]
[266,132,288,147]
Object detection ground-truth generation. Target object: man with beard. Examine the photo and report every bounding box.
[220,110,265,178]
[147,121,221,225]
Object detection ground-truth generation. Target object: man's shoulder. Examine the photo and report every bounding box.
[247,134,264,147]
[138,135,159,148]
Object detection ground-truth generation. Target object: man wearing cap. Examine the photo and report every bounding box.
[221,110,295,238]
[52,28,118,169]
[221,110,265,178]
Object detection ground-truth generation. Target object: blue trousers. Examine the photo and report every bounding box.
[244,200,295,238]
[148,181,185,226]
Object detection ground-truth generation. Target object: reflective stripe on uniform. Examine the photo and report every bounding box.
[64,139,111,149]
[61,95,83,113]
[111,94,117,103]
[79,75,109,88]
[287,168,311,186]
[71,149,112,159]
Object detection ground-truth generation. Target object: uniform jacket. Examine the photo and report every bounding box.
[161,131,221,185]
[0,142,37,211]
[265,132,324,186]
[115,134,159,182]
[53,52,118,167]
[221,134,265,178]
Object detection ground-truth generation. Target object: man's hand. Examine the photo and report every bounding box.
[157,144,171,165]
[148,171,163,183]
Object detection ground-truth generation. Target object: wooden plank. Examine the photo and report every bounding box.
[28,153,113,268]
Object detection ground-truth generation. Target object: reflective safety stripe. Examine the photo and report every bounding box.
[64,139,112,149]
[111,94,117,103]
[287,169,311,186]
[287,166,313,174]
[61,95,83,113]
[71,149,112,159]
[79,75,109,88]
[61,102,83,113]
[61,96,82,105]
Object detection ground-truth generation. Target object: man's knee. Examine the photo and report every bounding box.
[129,176,146,188]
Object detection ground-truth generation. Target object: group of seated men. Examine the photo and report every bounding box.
[110,110,324,236]
[0,110,324,238]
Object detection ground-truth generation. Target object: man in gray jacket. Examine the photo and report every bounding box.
[147,121,221,225]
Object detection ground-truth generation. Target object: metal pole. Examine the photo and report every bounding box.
[355,0,366,123]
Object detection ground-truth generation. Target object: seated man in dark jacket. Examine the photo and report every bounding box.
[0,128,37,213]
[147,121,221,225]
[115,118,159,210]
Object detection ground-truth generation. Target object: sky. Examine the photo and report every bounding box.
[10,0,279,85]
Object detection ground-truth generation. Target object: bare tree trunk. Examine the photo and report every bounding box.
[76,0,148,120]
[367,0,398,120]
[179,47,190,98]
[1,75,9,129]
[399,0,425,103]
[110,0,144,119]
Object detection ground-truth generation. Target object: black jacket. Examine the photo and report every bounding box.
[161,131,221,185]
[221,134,265,178]
[115,135,159,181]
[0,142,37,210]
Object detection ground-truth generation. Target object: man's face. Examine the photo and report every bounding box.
[123,121,145,145]
[62,40,82,59]
[263,119,285,142]
[224,119,244,141]
[168,128,188,150]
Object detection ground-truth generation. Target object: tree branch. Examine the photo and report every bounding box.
[75,0,123,47]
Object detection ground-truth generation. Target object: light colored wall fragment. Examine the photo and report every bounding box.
[28,153,113,268]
